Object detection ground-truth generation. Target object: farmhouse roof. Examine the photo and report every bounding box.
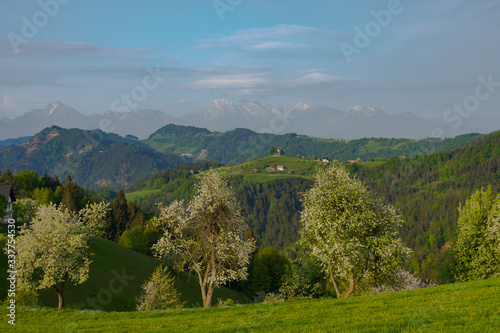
[0,186,16,202]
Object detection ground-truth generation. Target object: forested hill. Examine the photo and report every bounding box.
[144,124,486,164]
[0,126,185,190]
[127,130,500,283]
[349,130,500,282]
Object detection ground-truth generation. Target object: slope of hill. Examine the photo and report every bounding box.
[0,126,185,190]
[145,124,486,165]
[0,136,32,149]
[350,130,500,281]
[128,131,500,282]
[7,277,500,332]
[0,237,250,311]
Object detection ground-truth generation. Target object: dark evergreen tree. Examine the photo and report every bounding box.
[41,173,61,191]
[105,189,130,241]
[0,170,16,186]
[60,176,82,213]
[128,200,145,228]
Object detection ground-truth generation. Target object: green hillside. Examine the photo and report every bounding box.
[5,277,499,332]
[220,156,323,182]
[125,131,500,282]
[0,237,250,311]
[144,124,487,165]
[0,126,185,190]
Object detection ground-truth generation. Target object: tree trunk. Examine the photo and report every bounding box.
[204,283,214,308]
[57,291,64,309]
[341,276,357,298]
[53,280,66,309]
[328,264,341,299]
[53,286,65,309]
[197,271,207,308]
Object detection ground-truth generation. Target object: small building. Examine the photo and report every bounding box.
[276,165,287,172]
[267,166,277,173]
[0,186,16,223]
[321,157,330,162]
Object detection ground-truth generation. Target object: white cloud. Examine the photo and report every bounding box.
[183,74,270,90]
[283,73,354,88]
[193,24,344,51]
[250,42,310,51]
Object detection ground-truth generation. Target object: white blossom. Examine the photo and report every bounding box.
[153,170,254,308]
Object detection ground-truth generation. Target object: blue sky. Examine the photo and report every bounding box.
[0,0,499,120]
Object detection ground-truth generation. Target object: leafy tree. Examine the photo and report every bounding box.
[280,243,329,300]
[14,169,42,194]
[153,170,254,308]
[247,247,289,296]
[32,187,55,206]
[270,146,277,156]
[136,264,184,311]
[13,198,39,223]
[15,202,108,309]
[452,186,500,281]
[299,164,411,298]
[119,226,160,255]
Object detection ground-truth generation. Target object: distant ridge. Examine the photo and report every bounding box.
[1,99,497,141]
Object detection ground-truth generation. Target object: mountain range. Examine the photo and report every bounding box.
[1,99,497,141]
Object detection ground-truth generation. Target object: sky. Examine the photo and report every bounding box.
[0,0,499,120]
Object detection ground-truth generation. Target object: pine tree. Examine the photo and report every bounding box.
[105,189,130,241]
[60,176,81,213]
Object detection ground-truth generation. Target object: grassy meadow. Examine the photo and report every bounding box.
[0,237,250,312]
[2,277,499,332]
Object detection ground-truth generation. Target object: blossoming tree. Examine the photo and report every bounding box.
[300,164,411,298]
[153,170,254,308]
[16,202,108,309]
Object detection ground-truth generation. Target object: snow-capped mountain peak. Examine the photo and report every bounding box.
[345,106,380,117]
[30,101,81,118]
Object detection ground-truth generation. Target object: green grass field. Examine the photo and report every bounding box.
[3,277,499,332]
[220,156,323,182]
[0,237,250,312]
[125,188,162,201]
[124,156,327,201]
